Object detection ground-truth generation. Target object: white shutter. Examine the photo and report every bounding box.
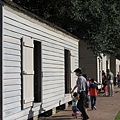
[22,36,34,109]
[71,50,75,88]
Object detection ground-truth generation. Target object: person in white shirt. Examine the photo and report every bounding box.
[71,68,89,120]
[106,69,114,97]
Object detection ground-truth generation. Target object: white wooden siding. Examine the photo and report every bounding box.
[3,5,78,120]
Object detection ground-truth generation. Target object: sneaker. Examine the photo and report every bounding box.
[72,113,77,118]
[72,113,75,116]
[94,106,97,109]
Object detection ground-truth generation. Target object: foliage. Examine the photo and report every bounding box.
[115,111,120,120]
[13,0,120,59]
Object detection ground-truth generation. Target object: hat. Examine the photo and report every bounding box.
[74,68,82,73]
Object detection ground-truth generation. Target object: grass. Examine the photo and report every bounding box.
[115,111,120,120]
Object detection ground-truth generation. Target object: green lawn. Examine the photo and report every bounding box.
[115,111,120,120]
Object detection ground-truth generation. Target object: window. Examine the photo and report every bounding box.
[106,60,108,70]
[64,49,71,93]
[34,41,42,102]
[119,65,120,72]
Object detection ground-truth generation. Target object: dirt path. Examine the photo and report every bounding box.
[45,86,120,120]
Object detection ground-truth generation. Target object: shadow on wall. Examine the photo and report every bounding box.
[39,103,46,114]
[28,107,34,120]
[28,103,46,120]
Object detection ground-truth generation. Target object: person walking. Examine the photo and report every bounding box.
[83,74,90,110]
[71,68,89,120]
[106,69,114,97]
[117,72,120,88]
[89,79,98,110]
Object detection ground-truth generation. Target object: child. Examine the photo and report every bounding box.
[103,80,108,96]
[89,79,98,110]
[102,75,108,96]
[71,92,80,118]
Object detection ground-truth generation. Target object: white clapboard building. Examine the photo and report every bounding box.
[0,0,79,119]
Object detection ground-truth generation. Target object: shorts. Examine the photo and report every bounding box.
[72,106,79,113]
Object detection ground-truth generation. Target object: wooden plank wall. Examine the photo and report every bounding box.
[79,40,97,80]
[0,2,3,120]
[3,5,78,120]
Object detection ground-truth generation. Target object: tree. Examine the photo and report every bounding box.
[13,0,120,59]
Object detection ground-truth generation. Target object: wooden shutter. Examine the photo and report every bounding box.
[22,36,34,109]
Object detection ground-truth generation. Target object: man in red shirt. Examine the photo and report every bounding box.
[89,79,98,110]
